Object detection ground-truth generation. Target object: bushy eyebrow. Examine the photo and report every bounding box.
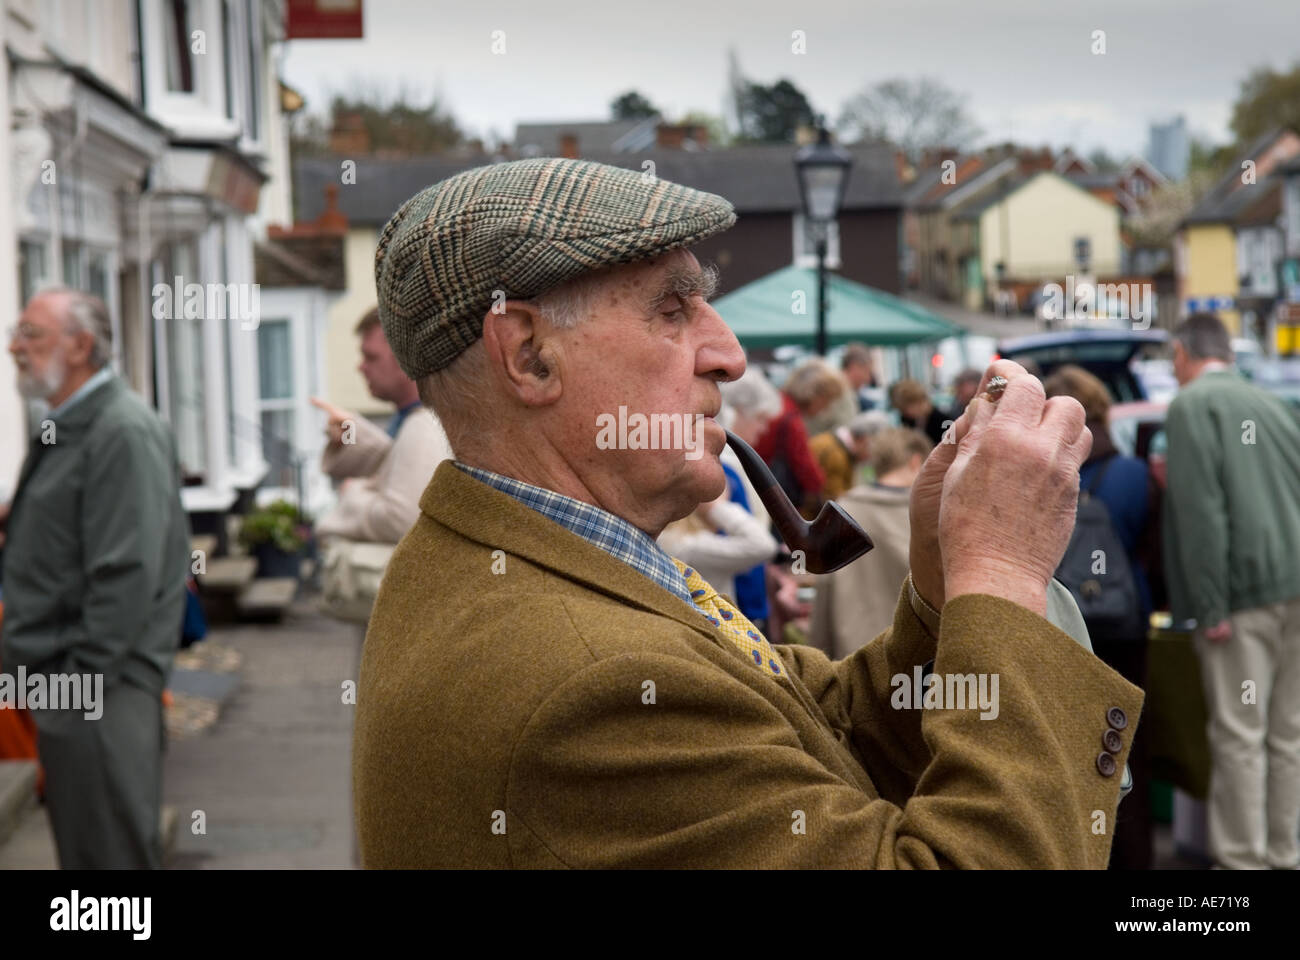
[645,263,719,313]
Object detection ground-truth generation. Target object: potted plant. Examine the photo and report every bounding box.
[238,500,311,578]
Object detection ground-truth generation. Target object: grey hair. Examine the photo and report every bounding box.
[42,286,112,369]
[529,269,608,329]
[417,340,488,459]
[720,364,783,420]
[784,358,846,409]
[1174,313,1232,362]
[847,410,891,439]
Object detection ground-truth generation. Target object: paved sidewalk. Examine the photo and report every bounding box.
[164,594,362,869]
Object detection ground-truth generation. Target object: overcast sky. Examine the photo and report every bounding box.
[281,0,1300,158]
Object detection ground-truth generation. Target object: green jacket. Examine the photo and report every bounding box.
[1163,368,1300,627]
[2,374,189,694]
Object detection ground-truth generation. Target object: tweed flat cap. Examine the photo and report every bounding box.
[374,157,736,379]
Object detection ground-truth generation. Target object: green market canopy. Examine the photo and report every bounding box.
[713,265,961,350]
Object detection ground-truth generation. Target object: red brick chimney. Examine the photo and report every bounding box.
[269,184,349,238]
[654,124,710,150]
[329,111,370,155]
[559,133,579,158]
[920,147,959,171]
[656,125,684,149]
[894,149,912,183]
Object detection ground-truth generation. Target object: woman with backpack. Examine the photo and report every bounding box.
[1044,364,1158,870]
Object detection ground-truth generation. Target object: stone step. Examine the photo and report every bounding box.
[0,760,38,848]
[200,555,258,592]
[190,533,218,560]
[236,577,299,617]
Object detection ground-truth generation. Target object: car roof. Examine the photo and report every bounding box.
[999,329,1170,354]
[1109,401,1167,419]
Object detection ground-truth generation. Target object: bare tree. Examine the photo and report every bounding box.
[838,77,981,161]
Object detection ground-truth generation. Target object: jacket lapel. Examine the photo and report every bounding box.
[421,461,755,653]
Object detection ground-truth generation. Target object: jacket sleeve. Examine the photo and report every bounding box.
[1163,398,1228,625]
[787,579,935,802]
[68,421,178,686]
[506,589,1142,868]
[321,413,392,480]
[317,411,451,544]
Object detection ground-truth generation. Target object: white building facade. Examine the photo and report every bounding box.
[3,0,302,524]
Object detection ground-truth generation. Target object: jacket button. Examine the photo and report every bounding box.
[1107,707,1128,730]
[1103,729,1123,753]
[1096,752,1117,777]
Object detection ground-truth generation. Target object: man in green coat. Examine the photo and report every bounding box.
[3,289,189,868]
[1165,312,1300,870]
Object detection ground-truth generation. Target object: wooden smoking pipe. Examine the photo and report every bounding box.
[724,430,874,574]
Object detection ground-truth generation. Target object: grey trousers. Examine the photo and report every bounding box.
[32,681,164,869]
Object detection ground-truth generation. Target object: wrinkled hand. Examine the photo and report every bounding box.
[909,361,1091,618]
[310,396,355,446]
[908,360,1021,608]
[939,365,1090,617]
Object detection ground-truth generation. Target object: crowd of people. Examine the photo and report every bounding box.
[669,314,1300,872]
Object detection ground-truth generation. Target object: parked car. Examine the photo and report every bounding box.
[1241,356,1300,415]
[997,329,1170,403]
[1109,401,1168,489]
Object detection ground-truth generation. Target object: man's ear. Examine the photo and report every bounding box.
[481,301,562,406]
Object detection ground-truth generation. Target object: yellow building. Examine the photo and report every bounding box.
[954,171,1122,310]
[1175,225,1240,334]
[1176,128,1300,338]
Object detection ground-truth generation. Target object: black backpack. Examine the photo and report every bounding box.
[1054,456,1145,641]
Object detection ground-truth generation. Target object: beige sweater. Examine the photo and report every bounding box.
[316,408,453,544]
[809,482,913,659]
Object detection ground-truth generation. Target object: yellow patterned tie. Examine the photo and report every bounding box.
[670,558,786,680]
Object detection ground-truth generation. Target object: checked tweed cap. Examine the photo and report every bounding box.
[374,157,737,379]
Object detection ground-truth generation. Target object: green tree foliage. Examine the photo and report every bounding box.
[679,111,731,148]
[1188,135,1236,181]
[736,78,816,143]
[291,86,463,156]
[1086,148,1120,173]
[1125,170,1220,247]
[1229,62,1300,144]
[611,90,659,121]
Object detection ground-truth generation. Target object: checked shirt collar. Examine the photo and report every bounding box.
[454,462,699,611]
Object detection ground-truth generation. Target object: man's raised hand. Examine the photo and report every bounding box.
[310,396,354,446]
[938,366,1091,617]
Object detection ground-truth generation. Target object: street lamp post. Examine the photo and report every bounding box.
[795,123,852,356]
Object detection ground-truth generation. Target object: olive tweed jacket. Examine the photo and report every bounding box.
[353,461,1143,868]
